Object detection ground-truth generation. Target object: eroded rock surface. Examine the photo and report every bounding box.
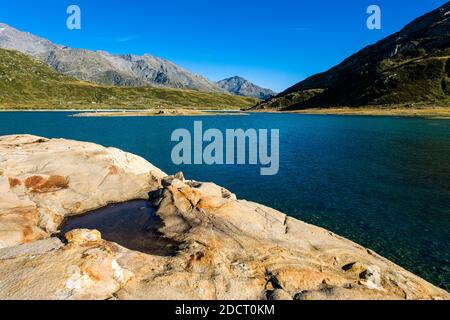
[0,230,134,300]
[0,135,165,248]
[113,177,449,300]
[0,135,448,300]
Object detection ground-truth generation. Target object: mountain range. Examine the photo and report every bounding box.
[253,2,450,110]
[0,47,258,110]
[1,2,448,111]
[0,23,271,97]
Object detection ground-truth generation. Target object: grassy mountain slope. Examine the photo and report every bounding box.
[253,3,450,111]
[0,23,224,92]
[0,49,258,110]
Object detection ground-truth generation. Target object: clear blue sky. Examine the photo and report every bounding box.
[0,0,447,91]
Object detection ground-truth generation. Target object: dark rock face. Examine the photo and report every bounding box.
[253,2,450,110]
[217,76,276,99]
[0,23,223,92]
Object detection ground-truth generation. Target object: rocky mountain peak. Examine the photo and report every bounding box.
[217,76,276,99]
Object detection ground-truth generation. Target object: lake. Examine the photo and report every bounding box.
[0,111,449,290]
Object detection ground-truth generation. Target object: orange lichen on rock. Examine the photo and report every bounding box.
[8,177,21,188]
[25,175,69,193]
[22,226,39,243]
[24,176,45,189]
[108,165,119,175]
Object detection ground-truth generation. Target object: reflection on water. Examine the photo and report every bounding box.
[59,200,180,256]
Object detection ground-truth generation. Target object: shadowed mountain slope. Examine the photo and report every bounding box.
[253,2,450,110]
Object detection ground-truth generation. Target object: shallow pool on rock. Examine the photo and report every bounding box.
[59,200,180,256]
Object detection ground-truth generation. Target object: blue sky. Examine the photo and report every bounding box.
[0,0,447,91]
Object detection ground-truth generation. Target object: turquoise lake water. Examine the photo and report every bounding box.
[0,112,449,290]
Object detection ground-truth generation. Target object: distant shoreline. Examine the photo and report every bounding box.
[0,106,449,119]
[248,106,450,119]
[71,109,249,117]
[0,108,247,115]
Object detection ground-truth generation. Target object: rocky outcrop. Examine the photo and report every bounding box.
[0,135,448,300]
[0,135,165,249]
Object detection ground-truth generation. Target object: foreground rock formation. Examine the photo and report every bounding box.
[0,135,448,300]
[0,135,165,249]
